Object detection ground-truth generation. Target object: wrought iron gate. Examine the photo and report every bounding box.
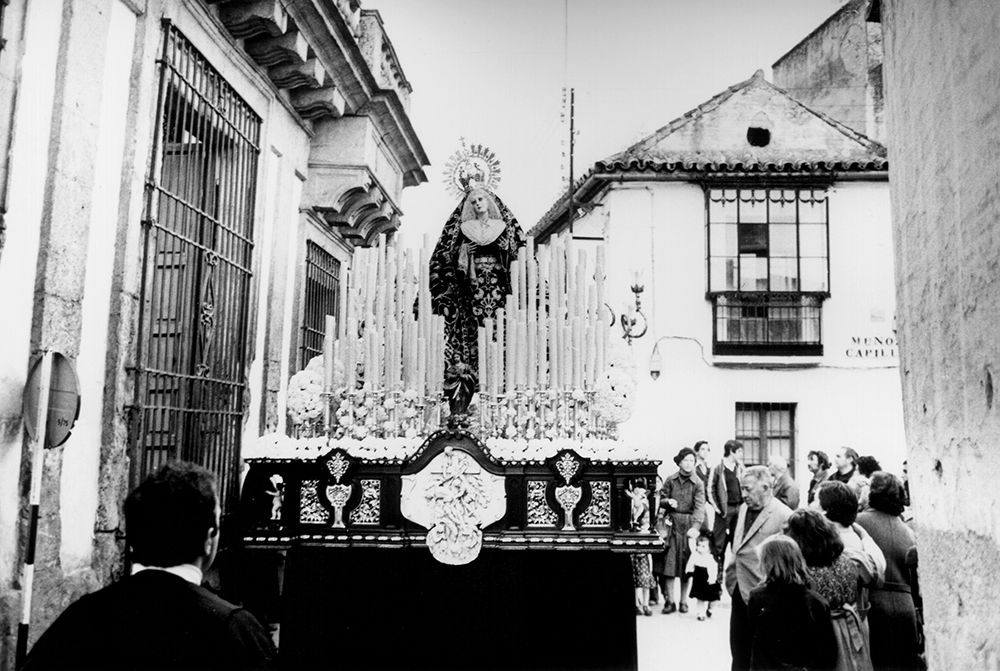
[132,22,261,512]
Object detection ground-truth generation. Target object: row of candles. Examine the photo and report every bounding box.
[321,230,611,400]
[477,233,610,395]
[323,236,446,396]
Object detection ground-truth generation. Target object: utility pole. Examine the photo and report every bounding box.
[568,87,575,235]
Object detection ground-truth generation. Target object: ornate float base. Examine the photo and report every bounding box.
[272,546,638,671]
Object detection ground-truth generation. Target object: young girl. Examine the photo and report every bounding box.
[685,532,720,621]
[747,535,838,671]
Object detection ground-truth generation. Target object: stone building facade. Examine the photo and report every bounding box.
[532,70,903,492]
[0,1,427,666]
[878,0,1000,667]
[772,0,885,143]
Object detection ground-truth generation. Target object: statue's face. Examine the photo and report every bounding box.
[470,192,490,215]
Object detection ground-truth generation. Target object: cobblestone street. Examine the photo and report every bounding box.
[637,593,732,670]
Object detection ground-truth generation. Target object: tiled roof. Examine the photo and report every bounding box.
[531,70,887,238]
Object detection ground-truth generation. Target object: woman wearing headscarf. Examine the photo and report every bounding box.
[856,472,922,671]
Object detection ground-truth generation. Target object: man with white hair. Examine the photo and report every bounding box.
[725,465,793,671]
[768,454,800,510]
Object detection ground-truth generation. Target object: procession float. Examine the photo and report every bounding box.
[239,143,659,670]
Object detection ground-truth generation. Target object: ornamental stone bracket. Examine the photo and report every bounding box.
[304,167,401,246]
[291,86,347,120]
[217,1,287,39]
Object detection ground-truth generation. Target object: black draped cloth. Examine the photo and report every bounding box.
[429,190,524,385]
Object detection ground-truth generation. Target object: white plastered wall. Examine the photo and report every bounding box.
[594,179,904,491]
[0,0,64,586]
[58,0,139,574]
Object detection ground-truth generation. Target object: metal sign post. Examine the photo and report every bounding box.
[15,352,80,668]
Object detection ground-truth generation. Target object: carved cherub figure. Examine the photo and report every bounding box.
[626,477,650,531]
[265,474,284,522]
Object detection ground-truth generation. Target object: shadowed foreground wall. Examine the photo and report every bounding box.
[881,1,1000,668]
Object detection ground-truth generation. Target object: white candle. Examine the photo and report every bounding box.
[324,316,336,392]
[478,325,487,392]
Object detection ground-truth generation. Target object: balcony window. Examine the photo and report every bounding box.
[708,188,829,293]
[713,293,823,356]
[708,188,829,355]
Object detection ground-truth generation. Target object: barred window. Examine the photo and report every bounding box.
[300,241,341,370]
[133,22,261,514]
[735,402,795,471]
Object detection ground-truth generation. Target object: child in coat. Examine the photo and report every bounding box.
[685,532,721,620]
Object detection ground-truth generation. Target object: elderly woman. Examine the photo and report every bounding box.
[429,186,524,381]
[856,473,922,671]
[817,481,886,622]
[785,508,874,671]
[654,447,705,614]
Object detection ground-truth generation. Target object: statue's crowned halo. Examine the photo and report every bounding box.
[430,141,525,391]
[442,138,502,199]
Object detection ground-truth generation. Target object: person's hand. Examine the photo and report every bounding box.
[666,498,678,508]
[712,503,722,515]
[686,527,700,540]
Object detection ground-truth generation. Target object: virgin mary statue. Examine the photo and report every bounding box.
[429,185,524,386]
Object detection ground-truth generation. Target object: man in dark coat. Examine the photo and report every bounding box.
[708,440,745,556]
[22,462,277,671]
[806,449,832,505]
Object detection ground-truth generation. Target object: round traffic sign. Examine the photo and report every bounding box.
[23,352,81,448]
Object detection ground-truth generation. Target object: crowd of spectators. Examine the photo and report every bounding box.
[633,440,923,671]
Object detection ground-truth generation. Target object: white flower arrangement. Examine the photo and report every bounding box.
[286,368,325,426]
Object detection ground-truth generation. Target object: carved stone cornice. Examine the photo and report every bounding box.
[205,0,428,188]
[280,0,429,184]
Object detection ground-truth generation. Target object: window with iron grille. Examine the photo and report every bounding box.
[735,402,795,471]
[707,188,828,355]
[300,241,341,370]
[132,22,261,515]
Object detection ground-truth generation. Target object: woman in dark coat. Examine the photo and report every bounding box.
[856,472,922,671]
[654,447,705,614]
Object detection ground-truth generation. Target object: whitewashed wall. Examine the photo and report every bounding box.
[585,179,904,493]
[0,0,64,586]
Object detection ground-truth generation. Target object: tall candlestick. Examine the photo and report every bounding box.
[324,316,336,392]
[478,326,487,393]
